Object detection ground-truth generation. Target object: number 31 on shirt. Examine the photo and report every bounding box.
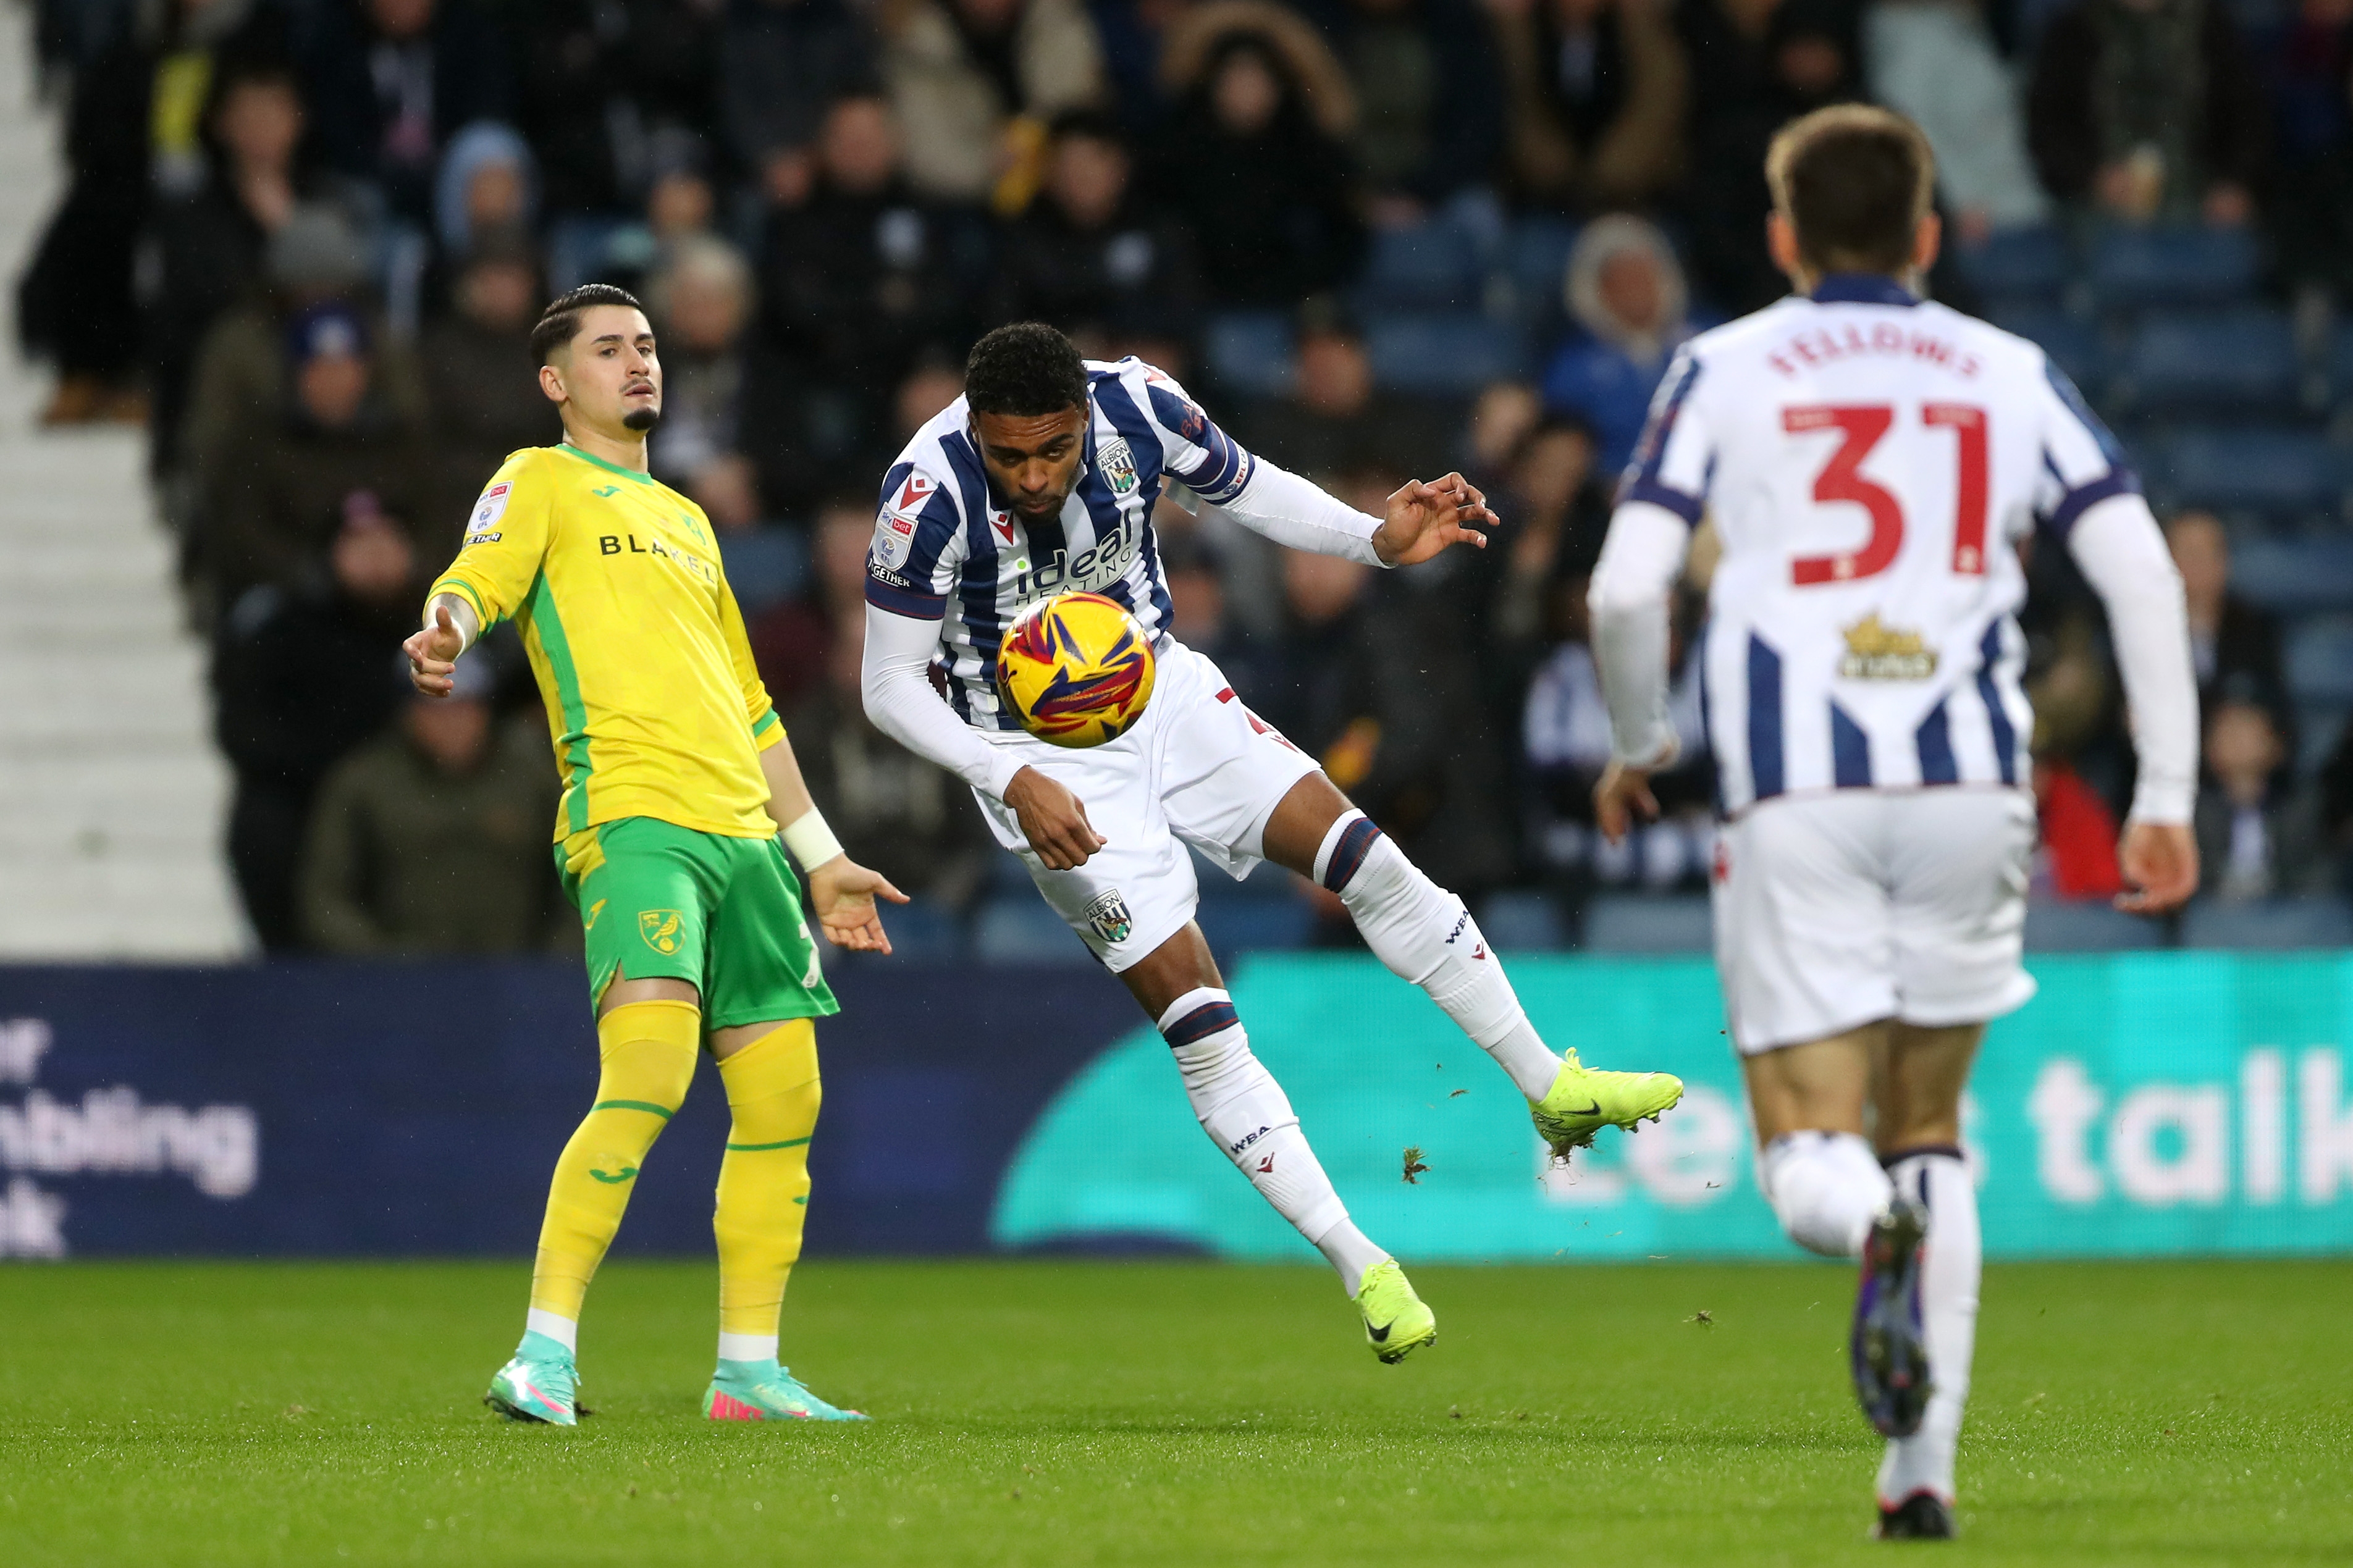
[1783,403,1988,584]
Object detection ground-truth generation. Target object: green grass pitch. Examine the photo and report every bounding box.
[0,1258,2345,1566]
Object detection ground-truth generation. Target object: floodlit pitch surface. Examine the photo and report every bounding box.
[0,1260,2344,1565]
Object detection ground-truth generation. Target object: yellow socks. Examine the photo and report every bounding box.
[528,999,701,1332]
[712,1019,821,1360]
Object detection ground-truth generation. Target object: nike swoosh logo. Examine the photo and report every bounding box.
[583,899,606,930]
[589,1165,638,1184]
[1367,1321,1393,1343]
[1561,1101,1601,1118]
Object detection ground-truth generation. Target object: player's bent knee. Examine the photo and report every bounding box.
[592,999,702,1121]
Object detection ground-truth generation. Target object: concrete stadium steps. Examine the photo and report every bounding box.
[0,12,246,958]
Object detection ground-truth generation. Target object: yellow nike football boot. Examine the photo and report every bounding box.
[1530,1050,1685,1160]
[1355,1259,1437,1364]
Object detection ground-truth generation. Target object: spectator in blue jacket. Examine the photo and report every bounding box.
[1538,214,1699,480]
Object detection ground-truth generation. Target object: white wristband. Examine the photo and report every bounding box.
[779,808,844,872]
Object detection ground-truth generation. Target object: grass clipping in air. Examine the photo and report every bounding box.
[0,1258,2346,1566]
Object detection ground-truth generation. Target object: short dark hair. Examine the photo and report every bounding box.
[1766,105,1935,276]
[531,283,645,365]
[965,322,1088,417]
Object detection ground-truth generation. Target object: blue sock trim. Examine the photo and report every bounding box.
[1321,816,1383,892]
[1161,999,1240,1048]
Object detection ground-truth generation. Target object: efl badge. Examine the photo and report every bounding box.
[1097,438,1139,497]
[638,909,686,955]
[1084,889,1134,945]
[466,482,511,542]
[875,507,916,568]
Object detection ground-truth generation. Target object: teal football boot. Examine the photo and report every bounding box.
[484,1330,579,1426]
[704,1360,869,1422]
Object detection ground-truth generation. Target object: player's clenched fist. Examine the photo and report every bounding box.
[1005,766,1106,870]
[402,603,466,697]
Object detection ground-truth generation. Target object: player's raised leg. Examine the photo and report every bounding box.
[1258,774,1683,1157]
[488,978,701,1425]
[1127,924,1435,1363]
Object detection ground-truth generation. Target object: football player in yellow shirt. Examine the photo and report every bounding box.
[404,283,904,1425]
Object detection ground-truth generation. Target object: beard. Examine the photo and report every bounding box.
[621,405,662,432]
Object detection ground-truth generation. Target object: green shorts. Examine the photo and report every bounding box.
[558,816,840,1029]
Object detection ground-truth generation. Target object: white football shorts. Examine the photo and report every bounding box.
[972,638,1321,970]
[1711,786,2039,1055]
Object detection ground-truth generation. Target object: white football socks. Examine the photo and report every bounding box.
[1313,810,1562,1100]
[525,1307,578,1353]
[1759,1131,1892,1257]
[1877,1148,1979,1509]
[1158,987,1381,1291]
[717,1331,779,1364]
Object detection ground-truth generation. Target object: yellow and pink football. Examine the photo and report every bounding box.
[995,592,1157,747]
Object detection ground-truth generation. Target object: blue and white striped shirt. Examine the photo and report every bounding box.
[864,357,1255,729]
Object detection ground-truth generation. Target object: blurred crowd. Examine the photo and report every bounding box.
[20,0,2353,954]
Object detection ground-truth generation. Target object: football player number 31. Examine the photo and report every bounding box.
[1782,403,1988,585]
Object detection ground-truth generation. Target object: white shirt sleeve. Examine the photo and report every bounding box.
[1587,498,1694,766]
[1213,461,1389,568]
[860,603,1027,801]
[2065,492,2199,824]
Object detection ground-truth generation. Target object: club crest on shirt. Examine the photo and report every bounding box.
[1839,613,1938,681]
[1096,437,1139,497]
[1083,889,1134,945]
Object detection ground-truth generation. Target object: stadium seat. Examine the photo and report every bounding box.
[1203,311,1295,399]
[1364,312,1526,396]
[2108,309,2305,416]
[2179,897,2353,950]
[717,526,807,614]
[2142,428,2344,518]
[1478,889,1568,951]
[1201,899,1313,954]
[2087,225,2259,309]
[1953,225,2071,308]
[973,895,1093,965]
[1581,894,1712,953]
[1505,217,1578,332]
[1355,217,1488,310]
[1985,305,2105,392]
[2023,900,2166,952]
[2299,707,2346,777]
[2225,537,2353,617]
[2286,616,2353,706]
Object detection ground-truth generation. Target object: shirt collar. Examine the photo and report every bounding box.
[1809,273,1921,307]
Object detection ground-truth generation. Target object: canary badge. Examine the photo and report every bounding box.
[639,908,685,955]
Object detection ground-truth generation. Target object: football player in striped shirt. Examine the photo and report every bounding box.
[1589,107,2199,1535]
[862,322,1685,1364]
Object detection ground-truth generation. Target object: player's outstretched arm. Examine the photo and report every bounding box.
[757,737,909,952]
[1208,461,1491,568]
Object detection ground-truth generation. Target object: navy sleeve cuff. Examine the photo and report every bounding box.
[864,577,947,619]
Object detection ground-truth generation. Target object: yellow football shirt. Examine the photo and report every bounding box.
[427,443,783,842]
